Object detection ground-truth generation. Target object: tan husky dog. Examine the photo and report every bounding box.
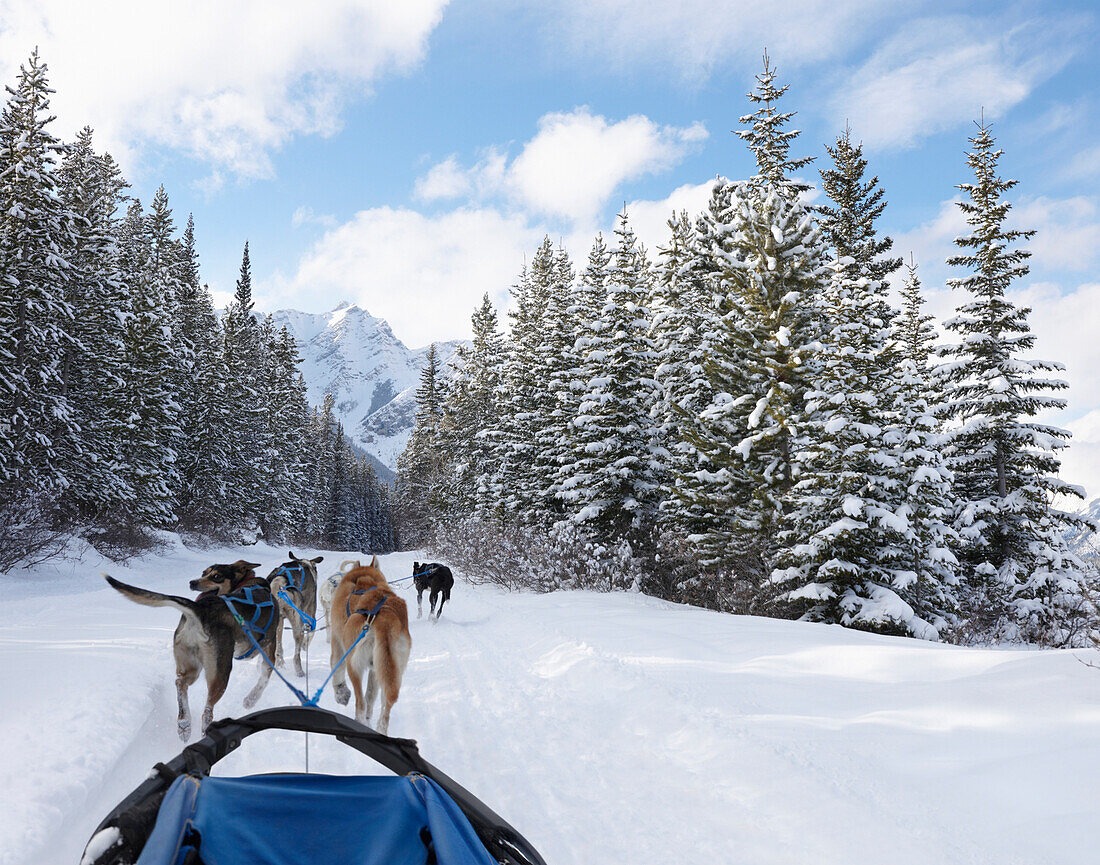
[329,556,411,734]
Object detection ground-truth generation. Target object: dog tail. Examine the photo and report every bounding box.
[375,632,402,703]
[339,559,360,574]
[103,574,200,619]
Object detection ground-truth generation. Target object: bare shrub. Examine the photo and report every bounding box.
[428,518,642,592]
[0,491,68,572]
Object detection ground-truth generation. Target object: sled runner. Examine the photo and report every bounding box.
[81,705,546,865]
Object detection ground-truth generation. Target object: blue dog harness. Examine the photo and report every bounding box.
[273,563,317,631]
[273,563,307,592]
[346,588,386,624]
[220,583,277,660]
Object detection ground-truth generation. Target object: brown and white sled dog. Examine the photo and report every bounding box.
[104,561,277,741]
[329,557,411,734]
[267,551,324,677]
[319,559,361,624]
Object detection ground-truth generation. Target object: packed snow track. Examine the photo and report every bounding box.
[2,541,1098,864]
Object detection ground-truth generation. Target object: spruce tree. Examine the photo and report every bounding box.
[116,198,181,527]
[736,51,813,191]
[0,51,79,515]
[939,119,1095,645]
[816,125,902,288]
[772,259,955,638]
[649,211,713,533]
[222,241,265,529]
[56,126,132,521]
[566,211,660,547]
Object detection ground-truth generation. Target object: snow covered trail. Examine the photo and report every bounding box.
[2,542,1100,864]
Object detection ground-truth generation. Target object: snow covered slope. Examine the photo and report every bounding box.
[270,302,463,471]
[3,542,1099,865]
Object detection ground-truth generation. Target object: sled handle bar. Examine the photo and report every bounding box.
[84,705,547,865]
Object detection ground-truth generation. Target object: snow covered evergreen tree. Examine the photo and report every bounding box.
[56,126,132,522]
[649,210,713,534]
[397,344,446,541]
[221,242,266,530]
[939,120,1095,645]
[816,125,902,289]
[772,259,956,638]
[116,198,181,528]
[676,183,830,576]
[0,51,79,521]
[565,211,660,546]
[736,51,813,191]
[438,294,506,518]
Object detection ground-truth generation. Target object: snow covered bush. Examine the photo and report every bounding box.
[428,518,642,593]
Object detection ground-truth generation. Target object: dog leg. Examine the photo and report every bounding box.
[243,654,274,709]
[175,667,198,741]
[272,608,286,669]
[365,668,378,723]
[416,589,423,619]
[174,643,201,741]
[292,615,305,678]
[348,665,367,724]
[435,594,446,620]
[331,631,351,705]
[201,647,231,734]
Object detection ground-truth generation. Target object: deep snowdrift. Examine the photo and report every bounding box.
[1,540,1098,865]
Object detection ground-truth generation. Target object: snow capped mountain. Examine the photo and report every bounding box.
[270,302,464,474]
[1067,497,1100,562]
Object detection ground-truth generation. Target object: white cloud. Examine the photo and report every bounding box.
[260,206,546,346]
[624,178,717,254]
[533,0,898,81]
[0,0,448,181]
[414,156,474,201]
[416,108,707,223]
[831,16,1079,150]
[291,206,338,230]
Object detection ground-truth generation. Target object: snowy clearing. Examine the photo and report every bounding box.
[2,540,1099,864]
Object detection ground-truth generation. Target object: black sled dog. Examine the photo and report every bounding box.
[412,561,454,620]
[104,560,278,740]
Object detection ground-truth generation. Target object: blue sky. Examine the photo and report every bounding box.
[5,0,1100,491]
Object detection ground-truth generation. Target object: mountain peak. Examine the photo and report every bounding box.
[269,305,467,473]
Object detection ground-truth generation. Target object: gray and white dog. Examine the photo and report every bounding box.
[267,551,323,677]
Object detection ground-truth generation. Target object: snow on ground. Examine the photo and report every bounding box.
[2,540,1099,864]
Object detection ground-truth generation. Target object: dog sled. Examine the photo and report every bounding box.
[81,705,547,865]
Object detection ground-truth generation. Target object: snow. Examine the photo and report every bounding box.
[270,302,466,471]
[2,541,1099,865]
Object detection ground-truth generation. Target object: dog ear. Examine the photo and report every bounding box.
[369,555,379,568]
[311,555,324,564]
[413,561,419,571]
[288,550,298,561]
[232,560,261,574]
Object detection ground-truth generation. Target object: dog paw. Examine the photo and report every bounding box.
[335,683,351,705]
[178,720,191,741]
[201,708,213,733]
[294,661,305,678]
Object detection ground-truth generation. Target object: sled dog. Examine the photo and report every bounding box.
[104,561,277,740]
[412,561,455,620]
[329,556,411,734]
[267,551,324,677]
[319,559,361,624]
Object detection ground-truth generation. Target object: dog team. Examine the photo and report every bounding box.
[104,554,454,740]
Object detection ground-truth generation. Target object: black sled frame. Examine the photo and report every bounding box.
[84,705,547,865]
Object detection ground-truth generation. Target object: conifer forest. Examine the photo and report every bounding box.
[0,52,395,566]
[397,56,1097,647]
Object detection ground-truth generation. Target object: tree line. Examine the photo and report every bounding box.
[0,51,394,566]
[397,54,1095,647]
